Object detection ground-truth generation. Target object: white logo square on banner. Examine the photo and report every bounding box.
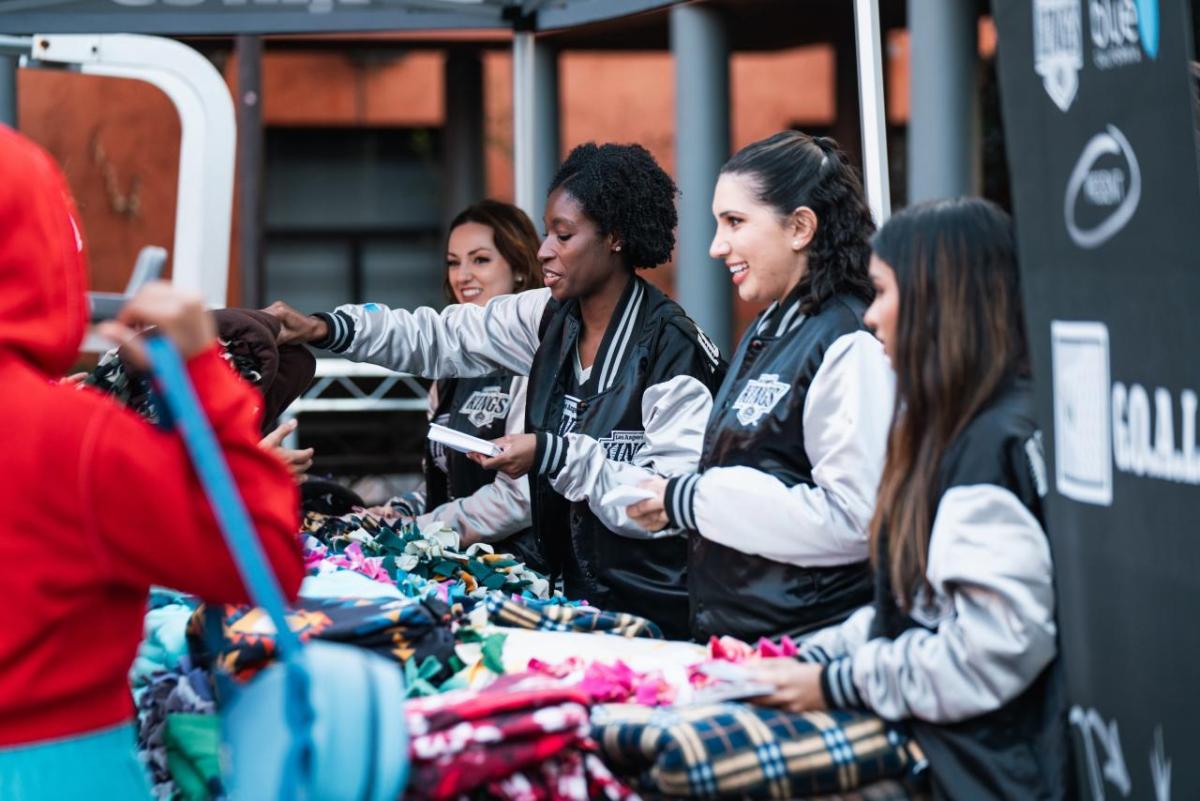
[1050,320,1113,505]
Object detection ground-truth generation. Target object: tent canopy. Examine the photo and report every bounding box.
[0,0,678,35]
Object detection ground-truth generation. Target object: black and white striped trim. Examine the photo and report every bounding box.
[754,301,780,335]
[796,644,833,665]
[596,280,645,392]
[663,473,701,530]
[536,432,569,476]
[752,298,806,338]
[774,300,804,336]
[820,657,865,709]
[312,310,356,353]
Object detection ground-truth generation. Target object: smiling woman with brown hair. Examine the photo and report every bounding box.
[378,199,546,564]
[265,143,725,638]
[627,130,894,645]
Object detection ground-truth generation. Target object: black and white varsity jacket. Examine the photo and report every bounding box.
[406,374,540,568]
[314,276,724,637]
[799,377,1073,801]
[662,290,895,643]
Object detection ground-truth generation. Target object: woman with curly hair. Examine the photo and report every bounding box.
[628,131,895,643]
[266,143,725,638]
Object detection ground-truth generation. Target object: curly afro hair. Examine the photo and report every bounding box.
[721,131,875,314]
[548,142,678,270]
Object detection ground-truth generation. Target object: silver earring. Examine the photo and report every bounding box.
[614,245,622,252]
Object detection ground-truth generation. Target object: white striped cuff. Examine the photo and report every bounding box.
[536,432,568,476]
[312,310,355,353]
[797,644,833,665]
[820,656,865,709]
[663,473,701,530]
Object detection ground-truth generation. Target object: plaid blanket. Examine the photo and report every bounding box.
[487,596,664,639]
[591,702,927,799]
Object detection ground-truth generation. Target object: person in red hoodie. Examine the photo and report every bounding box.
[0,129,304,797]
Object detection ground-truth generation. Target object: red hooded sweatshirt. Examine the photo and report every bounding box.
[0,126,304,746]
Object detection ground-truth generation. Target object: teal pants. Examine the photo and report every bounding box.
[0,722,151,800]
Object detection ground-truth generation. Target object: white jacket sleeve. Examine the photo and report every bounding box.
[794,605,877,664]
[416,377,532,543]
[533,374,714,540]
[666,330,894,566]
[821,485,1058,724]
[316,288,551,379]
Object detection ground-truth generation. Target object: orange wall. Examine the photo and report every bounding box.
[18,70,181,295]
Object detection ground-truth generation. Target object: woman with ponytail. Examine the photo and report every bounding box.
[628,131,894,643]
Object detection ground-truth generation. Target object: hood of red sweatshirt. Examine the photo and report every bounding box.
[0,125,89,377]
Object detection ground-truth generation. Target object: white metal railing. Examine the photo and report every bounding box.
[279,358,429,448]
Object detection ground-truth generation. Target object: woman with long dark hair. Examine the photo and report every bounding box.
[746,198,1071,801]
[388,200,543,564]
[628,131,894,644]
[266,143,724,638]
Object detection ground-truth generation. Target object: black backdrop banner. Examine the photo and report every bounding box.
[992,1,1198,799]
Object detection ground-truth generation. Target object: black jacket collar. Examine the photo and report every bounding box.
[559,275,648,395]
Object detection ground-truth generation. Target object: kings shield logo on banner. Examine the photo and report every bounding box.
[1034,0,1084,111]
[732,374,791,427]
[460,386,512,428]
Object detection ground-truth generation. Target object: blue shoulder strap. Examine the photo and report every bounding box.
[145,336,313,800]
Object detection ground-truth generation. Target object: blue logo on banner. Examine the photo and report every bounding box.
[363,302,381,311]
[1137,0,1158,59]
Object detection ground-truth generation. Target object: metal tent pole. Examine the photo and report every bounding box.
[236,34,264,308]
[512,30,559,227]
[853,0,892,224]
[907,0,979,203]
[0,54,17,127]
[443,47,486,227]
[671,2,732,353]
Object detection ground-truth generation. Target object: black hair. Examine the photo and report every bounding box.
[548,142,678,269]
[721,130,875,313]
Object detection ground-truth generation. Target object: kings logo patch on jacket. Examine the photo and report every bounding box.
[732,373,791,426]
[459,385,512,428]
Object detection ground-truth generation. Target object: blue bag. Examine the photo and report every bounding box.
[146,337,409,801]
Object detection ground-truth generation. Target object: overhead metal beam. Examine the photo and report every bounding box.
[537,0,677,31]
[0,2,511,36]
